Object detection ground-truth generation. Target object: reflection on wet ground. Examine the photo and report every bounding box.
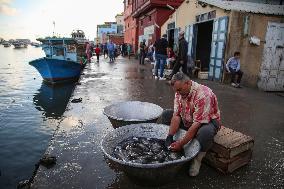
[31,56,284,189]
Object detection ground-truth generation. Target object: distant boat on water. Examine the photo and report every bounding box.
[3,42,11,47]
[29,37,87,84]
[13,41,27,48]
[31,42,41,47]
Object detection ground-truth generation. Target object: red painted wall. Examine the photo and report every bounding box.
[124,1,138,53]
[124,0,183,52]
[109,35,124,45]
[138,8,174,44]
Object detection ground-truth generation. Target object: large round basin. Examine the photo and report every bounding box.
[103,101,163,128]
[101,123,201,185]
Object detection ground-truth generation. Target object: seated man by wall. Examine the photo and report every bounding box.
[226,51,243,88]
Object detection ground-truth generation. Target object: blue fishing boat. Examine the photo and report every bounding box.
[29,38,86,84]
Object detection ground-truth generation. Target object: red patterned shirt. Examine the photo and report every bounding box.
[173,81,220,128]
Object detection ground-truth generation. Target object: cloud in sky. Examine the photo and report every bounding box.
[0,0,12,4]
[0,0,17,16]
[0,0,123,40]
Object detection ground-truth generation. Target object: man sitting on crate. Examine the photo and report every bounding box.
[162,72,221,176]
[226,51,243,88]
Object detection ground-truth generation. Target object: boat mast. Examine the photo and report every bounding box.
[53,21,55,37]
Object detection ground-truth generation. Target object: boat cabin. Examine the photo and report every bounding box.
[38,38,78,62]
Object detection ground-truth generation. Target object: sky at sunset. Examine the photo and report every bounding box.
[0,0,124,41]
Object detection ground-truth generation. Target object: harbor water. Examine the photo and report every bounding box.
[0,45,75,188]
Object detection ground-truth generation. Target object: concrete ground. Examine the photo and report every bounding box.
[31,56,284,189]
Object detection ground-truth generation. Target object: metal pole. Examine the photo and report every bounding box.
[53,21,55,36]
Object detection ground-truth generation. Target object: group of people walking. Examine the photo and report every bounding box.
[85,41,133,63]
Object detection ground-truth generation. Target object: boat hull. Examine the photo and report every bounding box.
[29,58,83,84]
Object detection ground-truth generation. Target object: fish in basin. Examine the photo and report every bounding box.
[113,137,185,164]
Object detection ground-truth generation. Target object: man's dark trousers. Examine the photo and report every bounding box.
[171,59,187,77]
[229,68,243,83]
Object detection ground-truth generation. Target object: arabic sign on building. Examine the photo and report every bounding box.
[144,25,155,36]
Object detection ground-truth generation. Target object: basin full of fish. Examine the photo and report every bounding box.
[113,137,185,164]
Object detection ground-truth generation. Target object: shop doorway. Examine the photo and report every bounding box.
[195,20,213,72]
[167,29,175,49]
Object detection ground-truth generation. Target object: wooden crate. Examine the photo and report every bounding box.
[203,126,254,173]
[204,149,252,174]
[210,127,254,159]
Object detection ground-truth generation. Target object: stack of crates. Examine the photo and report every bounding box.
[204,126,254,173]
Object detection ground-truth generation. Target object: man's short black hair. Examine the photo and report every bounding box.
[170,72,190,86]
[234,51,240,56]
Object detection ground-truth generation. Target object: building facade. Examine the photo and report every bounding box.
[107,34,124,45]
[116,13,125,34]
[124,0,183,53]
[161,0,284,90]
[132,0,183,46]
[97,22,117,44]
[124,0,139,53]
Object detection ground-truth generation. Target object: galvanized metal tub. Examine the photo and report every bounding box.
[103,101,163,128]
[101,123,201,185]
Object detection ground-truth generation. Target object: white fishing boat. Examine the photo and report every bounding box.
[71,29,88,45]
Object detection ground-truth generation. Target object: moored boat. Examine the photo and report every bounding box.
[13,41,27,48]
[29,38,87,84]
[71,29,89,57]
[71,29,88,45]
[3,42,11,47]
[31,42,41,47]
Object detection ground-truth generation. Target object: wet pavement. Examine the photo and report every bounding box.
[31,56,284,189]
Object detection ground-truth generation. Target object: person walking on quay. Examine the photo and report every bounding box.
[121,43,126,56]
[162,72,220,176]
[127,44,132,59]
[147,42,154,62]
[95,45,101,62]
[169,31,188,79]
[103,42,108,59]
[114,43,117,60]
[85,42,92,63]
[154,34,168,80]
[89,43,94,60]
[139,39,146,65]
[226,51,243,88]
[107,41,115,63]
